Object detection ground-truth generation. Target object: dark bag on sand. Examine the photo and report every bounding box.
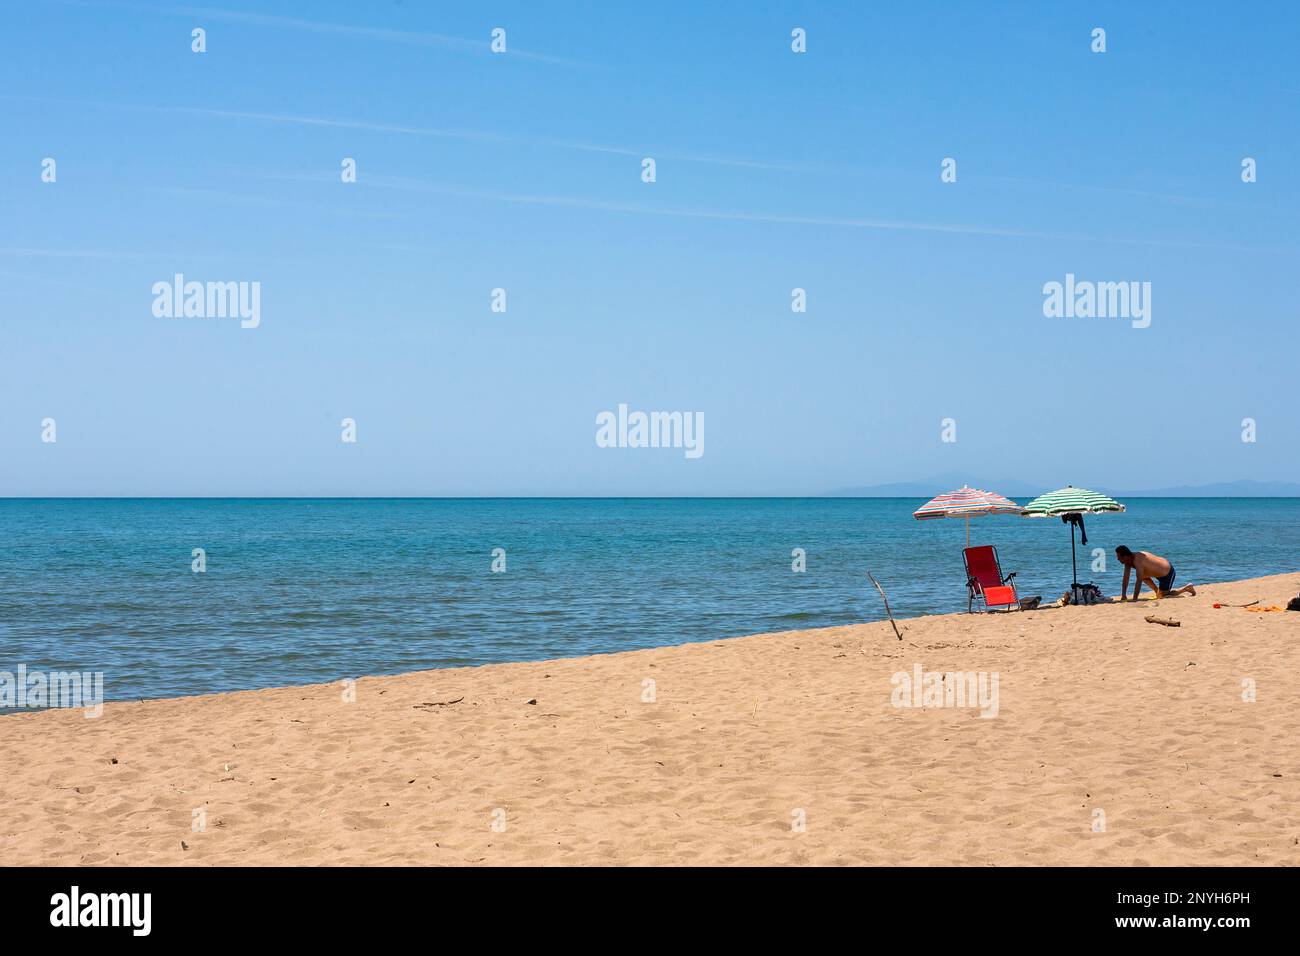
[1287,596,1300,612]
[1072,583,1104,605]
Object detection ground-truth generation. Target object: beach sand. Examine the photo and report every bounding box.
[2,573,1297,866]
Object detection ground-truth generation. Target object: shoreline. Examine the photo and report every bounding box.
[7,567,1298,714]
[2,571,1297,865]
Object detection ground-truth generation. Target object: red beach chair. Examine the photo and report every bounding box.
[963,545,1019,612]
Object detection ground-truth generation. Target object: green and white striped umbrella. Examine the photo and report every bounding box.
[1021,486,1125,517]
[1022,486,1125,594]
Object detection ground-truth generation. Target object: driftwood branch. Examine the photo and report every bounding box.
[1144,615,1180,627]
[413,696,464,710]
[868,572,904,640]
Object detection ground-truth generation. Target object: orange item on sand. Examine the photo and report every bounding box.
[1245,605,1285,613]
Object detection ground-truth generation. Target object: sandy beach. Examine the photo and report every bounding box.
[2,573,1297,866]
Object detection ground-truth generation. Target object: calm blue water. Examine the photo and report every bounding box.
[1,498,1297,704]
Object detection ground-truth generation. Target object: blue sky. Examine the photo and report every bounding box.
[2,0,1297,495]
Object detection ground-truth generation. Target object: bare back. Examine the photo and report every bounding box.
[1132,551,1171,579]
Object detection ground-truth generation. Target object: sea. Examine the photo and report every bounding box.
[1,498,1297,705]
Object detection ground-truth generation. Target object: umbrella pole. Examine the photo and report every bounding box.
[1071,520,1079,597]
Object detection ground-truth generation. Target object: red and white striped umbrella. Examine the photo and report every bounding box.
[912,486,1022,545]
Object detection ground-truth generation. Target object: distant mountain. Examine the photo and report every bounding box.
[1100,479,1300,498]
[825,472,1049,498]
[826,474,1300,498]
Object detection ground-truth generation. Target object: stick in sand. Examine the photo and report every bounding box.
[867,572,904,640]
[1144,615,1180,627]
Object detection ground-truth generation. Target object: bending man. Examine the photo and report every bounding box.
[1116,546,1196,600]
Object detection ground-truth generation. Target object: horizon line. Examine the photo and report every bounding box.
[4,494,1300,501]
